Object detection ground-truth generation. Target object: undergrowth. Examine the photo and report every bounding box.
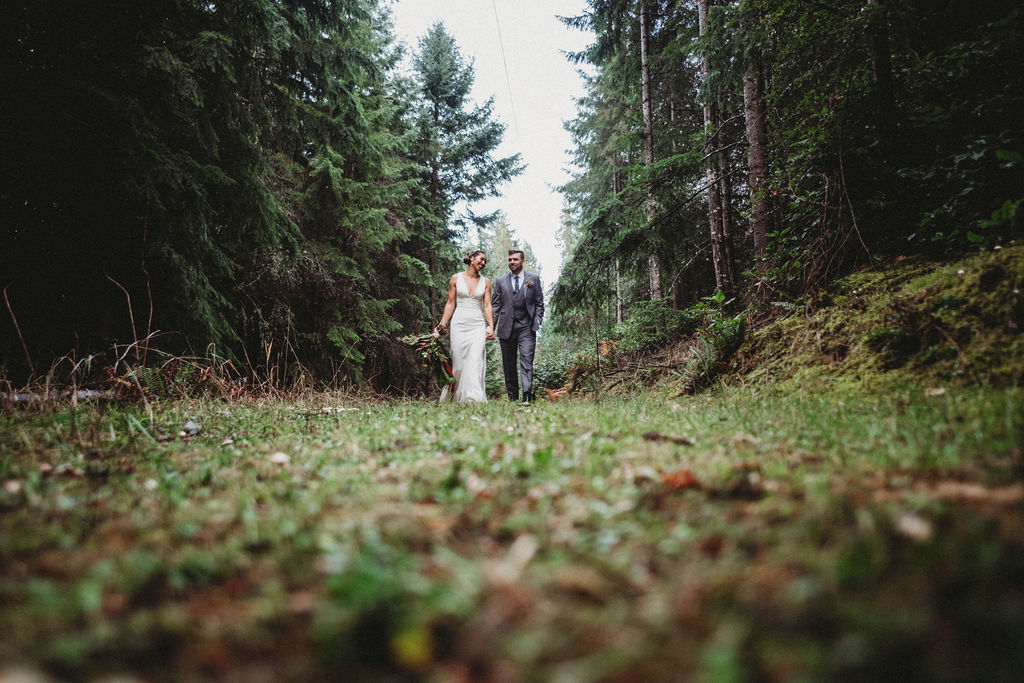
[733,243,1024,392]
[546,243,1023,399]
[1,245,1023,681]
[1,384,1021,680]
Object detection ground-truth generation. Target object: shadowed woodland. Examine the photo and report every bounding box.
[2,1,1023,680]
[2,0,1019,388]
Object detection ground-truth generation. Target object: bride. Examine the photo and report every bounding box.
[436,250,495,402]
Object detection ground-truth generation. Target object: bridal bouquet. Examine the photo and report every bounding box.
[401,330,455,386]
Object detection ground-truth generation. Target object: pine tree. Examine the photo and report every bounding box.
[0,0,434,387]
[555,1,707,331]
[410,23,524,317]
[698,0,736,298]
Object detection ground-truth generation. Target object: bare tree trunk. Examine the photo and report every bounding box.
[640,1,655,177]
[606,166,622,325]
[669,87,677,155]
[612,165,624,323]
[668,87,680,308]
[743,62,769,260]
[429,104,441,316]
[716,96,736,291]
[640,0,662,300]
[706,101,728,295]
[615,258,623,324]
[698,0,733,297]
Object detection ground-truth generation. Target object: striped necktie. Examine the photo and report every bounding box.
[513,275,520,293]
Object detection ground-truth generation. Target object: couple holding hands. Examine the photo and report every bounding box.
[435,249,543,404]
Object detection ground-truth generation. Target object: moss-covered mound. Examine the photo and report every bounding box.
[734,244,1024,391]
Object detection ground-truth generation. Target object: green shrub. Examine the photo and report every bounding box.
[533,346,577,390]
[678,312,746,393]
[613,299,705,352]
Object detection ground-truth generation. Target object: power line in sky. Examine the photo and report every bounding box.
[491,0,520,137]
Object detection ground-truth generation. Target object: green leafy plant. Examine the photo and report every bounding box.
[533,346,578,391]
[613,299,705,352]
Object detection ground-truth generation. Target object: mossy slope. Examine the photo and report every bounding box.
[734,244,1024,391]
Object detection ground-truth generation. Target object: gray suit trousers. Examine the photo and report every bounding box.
[499,325,536,400]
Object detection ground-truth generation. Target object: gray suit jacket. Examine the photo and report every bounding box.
[492,271,544,340]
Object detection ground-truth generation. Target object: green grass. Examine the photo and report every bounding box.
[2,383,1022,681]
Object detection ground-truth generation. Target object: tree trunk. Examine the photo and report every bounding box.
[669,87,677,155]
[640,0,662,300]
[716,95,736,291]
[429,104,441,316]
[743,61,769,261]
[612,165,624,324]
[705,100,727,296]
[698,0,733,297]
[615,258,623,324]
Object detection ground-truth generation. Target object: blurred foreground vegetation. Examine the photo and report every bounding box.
[2,247,1022,681]
[2,387,1021,680]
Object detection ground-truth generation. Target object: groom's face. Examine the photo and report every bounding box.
[507,253,524,274]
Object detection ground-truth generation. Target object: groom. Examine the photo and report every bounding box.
[492,249,544,404]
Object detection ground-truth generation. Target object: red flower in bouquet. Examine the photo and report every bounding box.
[401,330,455,385]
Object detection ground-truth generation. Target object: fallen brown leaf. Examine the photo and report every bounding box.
[660,468,701,490]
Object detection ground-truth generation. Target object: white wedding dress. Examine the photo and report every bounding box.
[440,273,488,403]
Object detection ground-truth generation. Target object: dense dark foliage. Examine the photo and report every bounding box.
[1,1,519,389]
[3,0,1020,388]
[553,0,1023,338]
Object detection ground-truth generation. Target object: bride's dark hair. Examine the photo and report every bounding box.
[463,249,485,265]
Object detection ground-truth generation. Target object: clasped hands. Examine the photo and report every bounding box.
[435,322,495,341]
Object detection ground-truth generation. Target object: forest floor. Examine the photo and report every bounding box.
[1,246,1022,682]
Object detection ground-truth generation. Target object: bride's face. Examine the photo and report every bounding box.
[471,253,487,270]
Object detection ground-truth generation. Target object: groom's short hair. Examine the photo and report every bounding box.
[508,249,525,259]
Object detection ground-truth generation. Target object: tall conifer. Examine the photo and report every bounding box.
[410,23,524,317]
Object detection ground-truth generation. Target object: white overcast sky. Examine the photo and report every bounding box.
[387,0,593,280]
